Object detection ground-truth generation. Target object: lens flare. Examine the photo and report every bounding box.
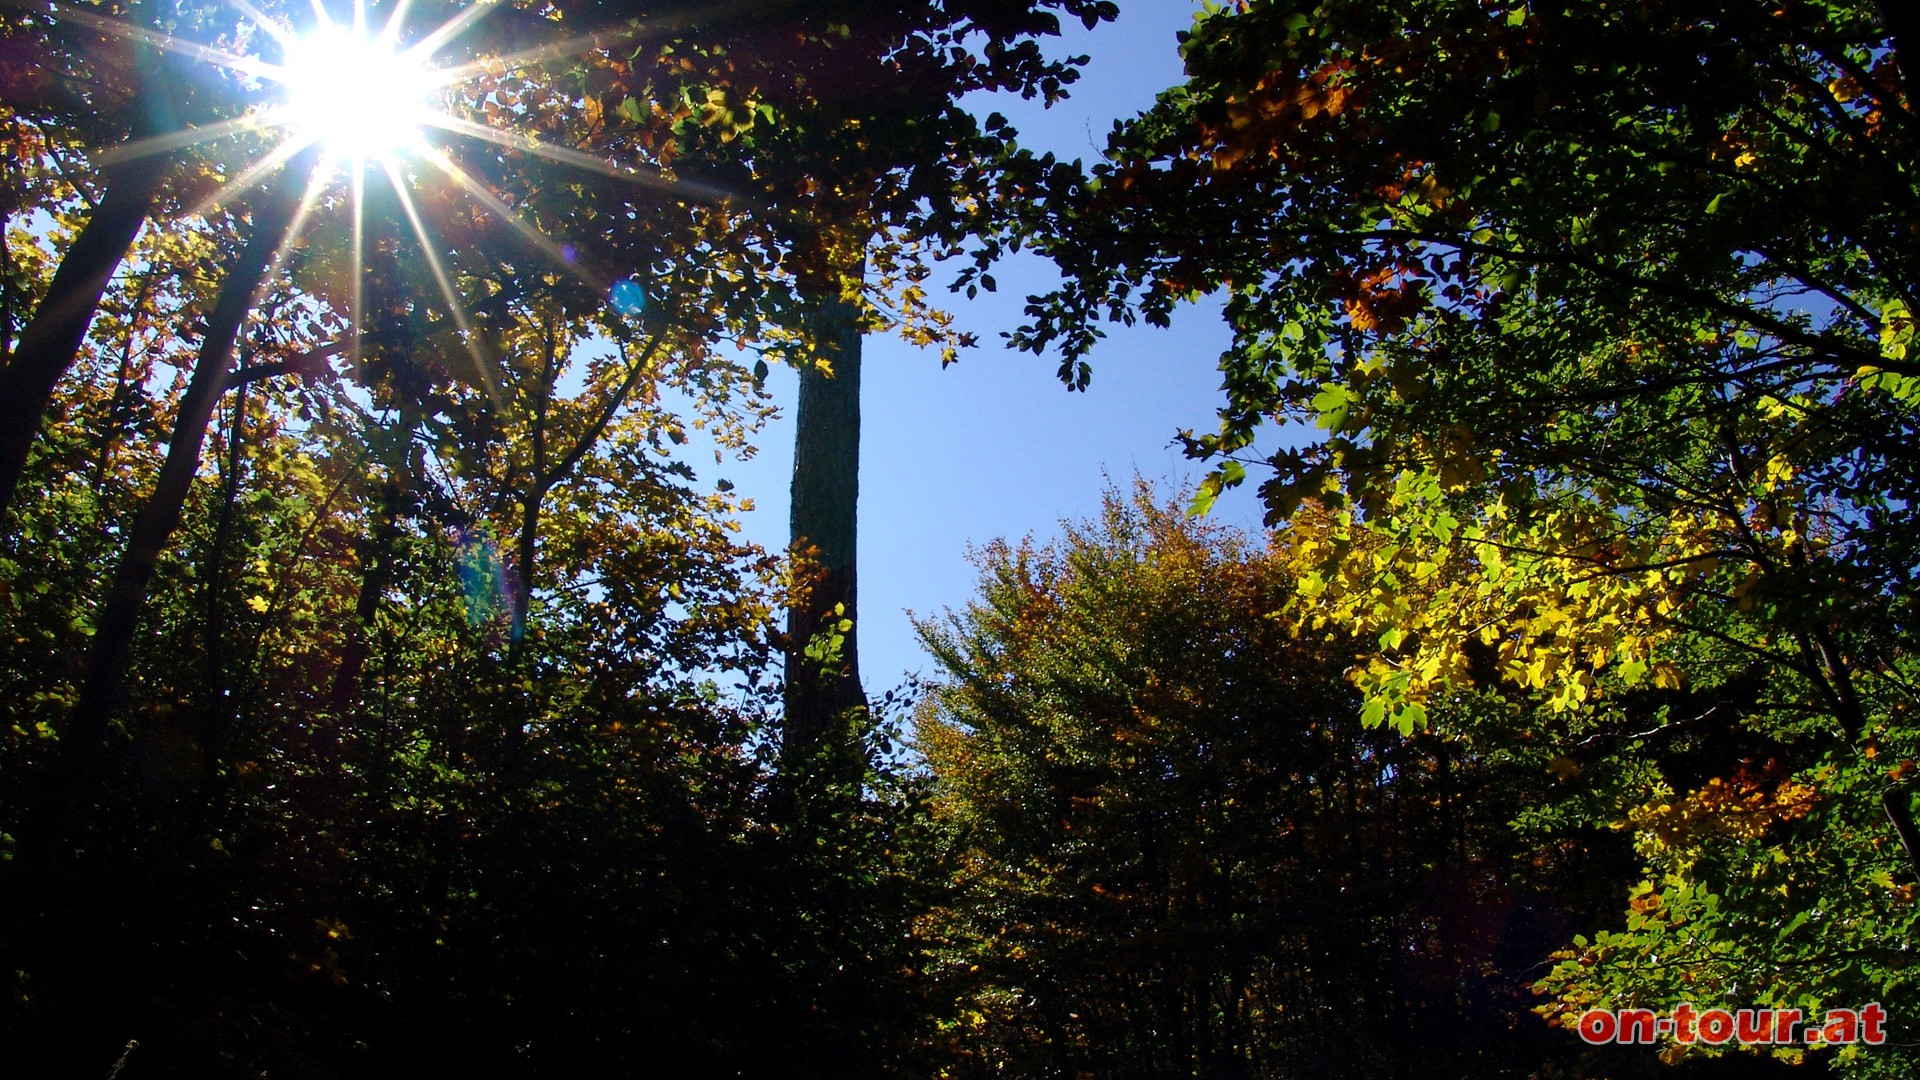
[455,527,524,641]
[610,277,648,317]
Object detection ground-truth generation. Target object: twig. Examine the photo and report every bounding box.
[106,1040,138,1080]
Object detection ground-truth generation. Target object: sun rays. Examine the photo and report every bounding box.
[41,0,703,394]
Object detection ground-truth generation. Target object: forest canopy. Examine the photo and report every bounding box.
[1009,0,1920,1075]
[3,0,1918,1077]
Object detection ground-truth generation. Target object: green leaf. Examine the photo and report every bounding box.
[1311,383,1352,429]
[1360,697,1387,727]
[1777,910,1810,940]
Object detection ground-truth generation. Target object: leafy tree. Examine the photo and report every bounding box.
[6,0,769,859]
[1,2,1091,1072]
[1007,1,1920,1071]
[0,199,795,1073]
[0,0,264,519]
[44,145,318,862]
[5,0,1128,794]
[916,485,1639,1079]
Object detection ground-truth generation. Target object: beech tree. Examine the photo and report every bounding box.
[1010,0,1920,1071]
[917,486,1627,1078]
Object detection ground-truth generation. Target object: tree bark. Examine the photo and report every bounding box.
[514,486,546,642]
[0,148,172,520]
[1877,2,1920,95]
[200,370,249,754]
[45,147,316,841]
[328,473,406,714]
[781,263,867,781]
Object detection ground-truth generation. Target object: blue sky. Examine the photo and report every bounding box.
[712,1,1277,693]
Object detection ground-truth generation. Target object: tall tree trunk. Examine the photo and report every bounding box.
[200,369,249,756]
[43,148,315,846]
[0,138,173,522]
[513,484,547,647]
[329,472,406,714]
[781,263,867,781]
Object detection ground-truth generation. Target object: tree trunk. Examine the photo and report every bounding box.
[200,371,249,755]
[44,147,316,844]
[781,263,867,781]
[328,473,406,714]
[0,149,172,520]
[513,485,546,645]
[1877,2,1920,93]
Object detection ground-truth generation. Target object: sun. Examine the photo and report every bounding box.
[70,0,686,386]
[277,20,438,161]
